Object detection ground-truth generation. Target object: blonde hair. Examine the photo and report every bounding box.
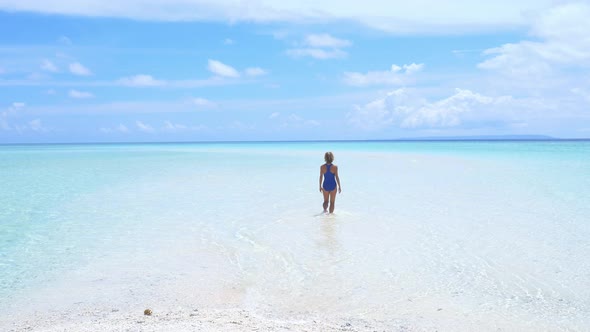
[324,151,334,164]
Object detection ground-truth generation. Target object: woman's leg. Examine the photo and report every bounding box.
[329,189,337,213]
[322,189,330,212]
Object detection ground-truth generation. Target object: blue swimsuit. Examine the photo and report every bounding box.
[323,164,337,192]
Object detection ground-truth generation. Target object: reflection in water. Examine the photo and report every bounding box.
[318,216,339,257]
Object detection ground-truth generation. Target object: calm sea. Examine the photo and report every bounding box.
[1,141,589,330]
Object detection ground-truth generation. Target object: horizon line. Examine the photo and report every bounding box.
[3,136,590,146]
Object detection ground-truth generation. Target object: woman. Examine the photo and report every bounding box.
[319,151,341,214]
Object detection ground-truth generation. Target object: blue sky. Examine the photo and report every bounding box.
[0,0,589,143]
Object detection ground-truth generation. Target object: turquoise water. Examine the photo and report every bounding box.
[1,141,590,330]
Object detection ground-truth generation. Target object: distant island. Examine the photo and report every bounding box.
[393,135,556,141]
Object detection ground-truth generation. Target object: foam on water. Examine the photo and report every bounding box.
[1,141,590,330]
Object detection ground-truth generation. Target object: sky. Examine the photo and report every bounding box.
[0,0,589,143]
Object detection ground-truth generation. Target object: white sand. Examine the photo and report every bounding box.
[4,306,430,332]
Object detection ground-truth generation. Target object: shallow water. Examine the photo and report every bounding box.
[1,141,589,330]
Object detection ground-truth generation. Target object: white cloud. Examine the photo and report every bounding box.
[223,38,234,45]
[207,59,240,78]
[0,103,23,130]
[245,67,268,77]
[0,119,9,131]
[1,69,251,89]
[69,62,92,76]
[288,33,352,60]
[479,3,590,77]
[68,89,94,98]
[117,124,129,133]
[2,104,49,132]
[118,74,165,87]
[162,120,188,132]
[45,89,57,95]
[191,97,217,109]
[270,112,320,129]
[347,88,515,130]
[0,0,555,34]
[228,121,255,131]
[100,124,130,134]
[400,89,500,128]
[286,48,347,60]
[20,91,375,120]
[304,34,352,48]
[136,121,155,133]
[29,119,44,132]
[347,96,396,130]
[403,63,424,75]
[343,63,424,86]
[285,113,320,128]
[41,59,59,72]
